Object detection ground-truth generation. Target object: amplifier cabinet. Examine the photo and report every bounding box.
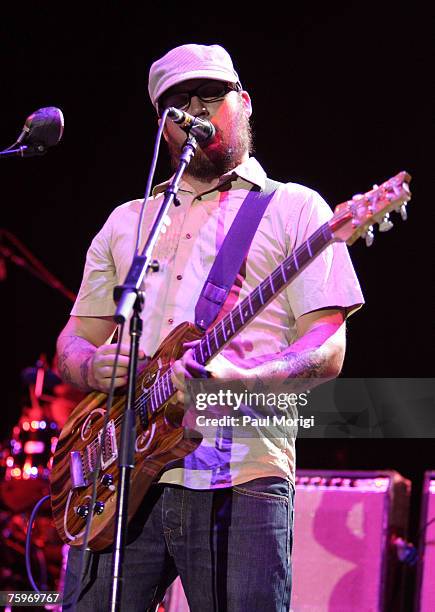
[291,470,411,612]
[415,470,435,612]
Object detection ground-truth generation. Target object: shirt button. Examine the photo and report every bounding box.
[185,233,191,239]
[168,318,174,324]
[176,274,182,280]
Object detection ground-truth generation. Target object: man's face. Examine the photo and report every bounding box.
[158,78,253,182]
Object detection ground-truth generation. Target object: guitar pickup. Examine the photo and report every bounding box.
[98,419,118,470]
[70,451,88,489]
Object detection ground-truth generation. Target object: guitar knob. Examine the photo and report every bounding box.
[378,213,394,232]
[101,473,114,488]
[400,204,408,221]
[364,226,375,247]
[94,501,105,515]
[76,504,89,518]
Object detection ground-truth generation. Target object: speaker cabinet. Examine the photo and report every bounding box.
[291,470,411,612]
[415,470,435,612]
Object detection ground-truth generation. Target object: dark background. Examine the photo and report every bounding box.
[0,2,433,605]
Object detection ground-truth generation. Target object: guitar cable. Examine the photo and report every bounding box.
[65,108,171,611]
[25,494,50,592]
[23,340,122,607]
[64,326,124,611]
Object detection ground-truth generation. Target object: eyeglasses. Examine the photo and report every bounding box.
[158,81,241,116]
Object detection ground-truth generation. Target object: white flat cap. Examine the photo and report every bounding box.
[148,43,241,109]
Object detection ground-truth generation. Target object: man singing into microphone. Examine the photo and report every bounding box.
[58,43,364,610]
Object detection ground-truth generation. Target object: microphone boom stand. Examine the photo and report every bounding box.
[110,133,198,612]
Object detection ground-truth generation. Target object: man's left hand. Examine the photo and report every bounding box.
[170,341,249,404]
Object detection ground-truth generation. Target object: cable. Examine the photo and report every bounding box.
[134,108,169,254]
[392,517,435,568]
[64,323,125,611]
[25,494,51,592]
[417,515,435,539]
[26,339,116,605]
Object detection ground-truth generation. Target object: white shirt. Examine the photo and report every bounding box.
[71,157,364,488]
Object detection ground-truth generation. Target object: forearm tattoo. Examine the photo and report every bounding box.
[283,350,326,378]
[282,348,329,392]
[79,353,94,389]
[57,336,95,390]
[245,347,331,395]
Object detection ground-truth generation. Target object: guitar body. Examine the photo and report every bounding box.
[50,322,203,551]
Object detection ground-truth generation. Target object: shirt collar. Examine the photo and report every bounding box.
[152,156,267,197]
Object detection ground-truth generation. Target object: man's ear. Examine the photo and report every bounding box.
[241,91,253,118]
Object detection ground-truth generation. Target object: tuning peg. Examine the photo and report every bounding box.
[363,226,375,247]
[400,204,408,221]
[378,213,394,232]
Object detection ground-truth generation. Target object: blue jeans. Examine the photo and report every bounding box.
[63,477,295,611]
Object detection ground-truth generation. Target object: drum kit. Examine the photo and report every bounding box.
[0,354,84,600]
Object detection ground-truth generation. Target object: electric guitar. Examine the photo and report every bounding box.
[50,171,412,550]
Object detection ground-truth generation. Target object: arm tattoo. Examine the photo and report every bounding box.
[282,349,329,392]
[80,353,94,389]
[283,350,327,379]
[57,336,95,390]
[242,349,328,395]
[57,357,72,385]
[57,337,81,384]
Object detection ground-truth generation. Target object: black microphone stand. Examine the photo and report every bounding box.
[110,133,198,612]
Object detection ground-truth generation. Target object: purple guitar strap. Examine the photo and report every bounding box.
[195,178,282,332]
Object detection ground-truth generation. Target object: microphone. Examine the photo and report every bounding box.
[0,107,64,158]
[167,107,215,143]
[17,106,64,147]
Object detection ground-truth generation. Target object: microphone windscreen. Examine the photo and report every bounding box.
[25,107,64,147]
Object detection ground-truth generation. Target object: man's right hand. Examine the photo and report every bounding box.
[56,315,148,393]
[89,343,147,392]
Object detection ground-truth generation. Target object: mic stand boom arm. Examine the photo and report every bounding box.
[0,144,48,158]
[110,133,198,612]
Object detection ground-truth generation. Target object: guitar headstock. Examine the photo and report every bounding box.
[329,171,412,246]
